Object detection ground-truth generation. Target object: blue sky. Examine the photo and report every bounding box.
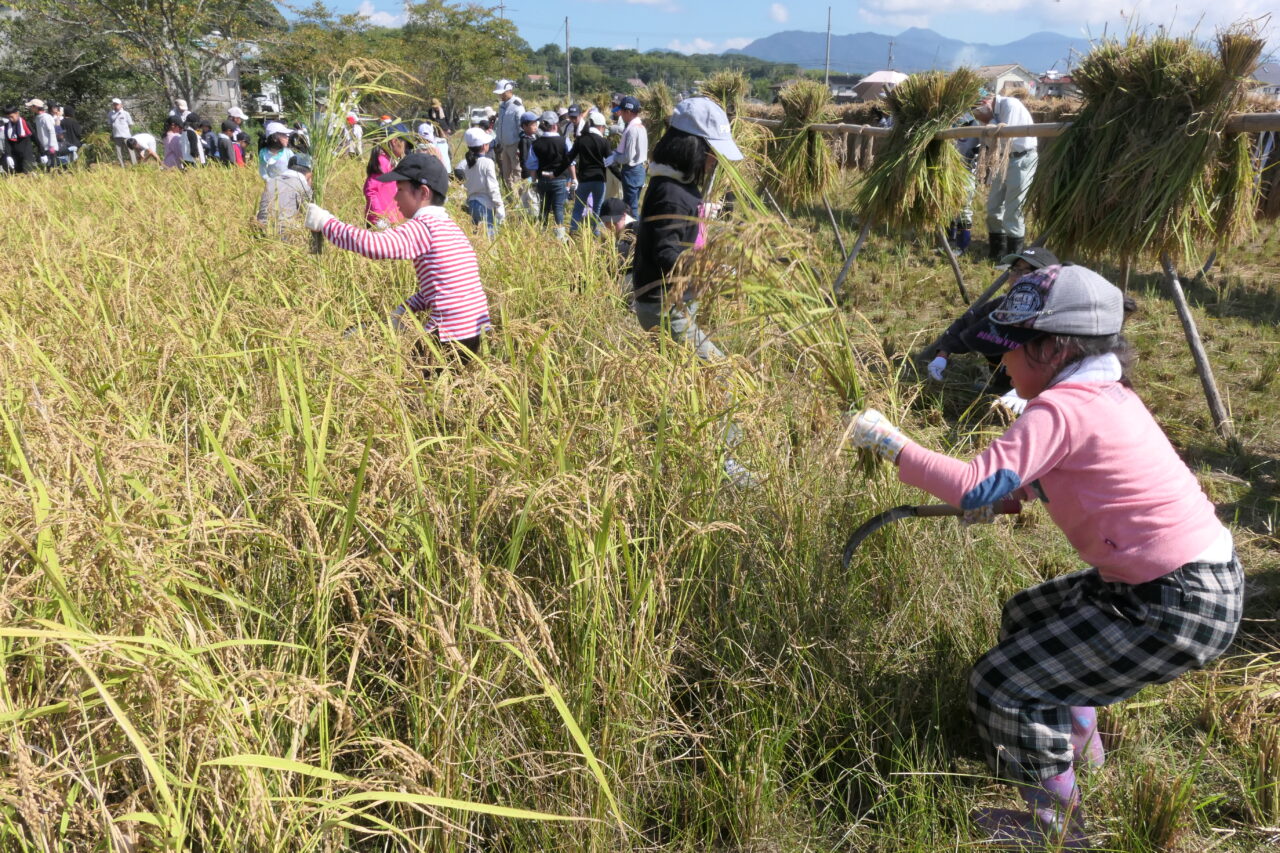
[335,0,1275,56]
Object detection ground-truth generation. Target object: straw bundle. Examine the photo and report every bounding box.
[1029,29,1263,262]
[636,80,675,143]
[851,69,983,233]
[703,69,750,118]
[769,79,837,205]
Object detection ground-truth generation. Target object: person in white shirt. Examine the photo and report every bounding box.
[126,132,159,164]
[108,98,135,165]
[26,99,57,168]
[461,126,505,237]
[608,95,648,216]
[974,92,1037,261]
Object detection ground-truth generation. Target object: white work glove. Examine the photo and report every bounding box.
[38,155,48,165]
[4,156,13,169]
[927,356,948,382]
[995,389,1028,416]
[848,408,909,463]
[304,203,334,232]
[961,504,996,527]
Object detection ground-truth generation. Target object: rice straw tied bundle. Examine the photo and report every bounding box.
[1028,28,1264,265]
[852,69,983,234]
[636,80,675,145]
[769,79,837,206]
[704,69,768,187]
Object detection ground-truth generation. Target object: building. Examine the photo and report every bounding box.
[1253,64,1280,100]
[825,73,862,103]
[853,70,906,102]
[1038,70,1078,99]
[973,64,1039,96]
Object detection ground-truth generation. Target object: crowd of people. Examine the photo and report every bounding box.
[1,99,83,172]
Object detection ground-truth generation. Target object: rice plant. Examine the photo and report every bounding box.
[768,79,837,206]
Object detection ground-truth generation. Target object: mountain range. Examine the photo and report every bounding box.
[727,27,1092,75]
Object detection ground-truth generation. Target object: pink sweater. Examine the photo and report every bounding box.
[897,381,1222,584]
[363,152,404,227]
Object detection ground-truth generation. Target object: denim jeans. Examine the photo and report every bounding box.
[467,198,496,237]
[621,164,646,217]
[537,177,569,226]
[569,179,605,234]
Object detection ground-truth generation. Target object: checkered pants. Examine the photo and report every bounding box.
[968,556,1243,783]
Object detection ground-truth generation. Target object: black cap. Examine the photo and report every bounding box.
[375,152,449,199]
[619,95,642,112]
[221,120,237,132]
[1001,246,1060,270]
[599,198,629,220]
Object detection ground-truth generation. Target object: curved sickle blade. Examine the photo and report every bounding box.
[842,505,920,569]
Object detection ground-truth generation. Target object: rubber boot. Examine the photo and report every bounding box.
[1017,768,1080,836]
[1006,235,1024,260]
[1071,706,1105,770]
[987,232,1006,263]
[956,229,972,255]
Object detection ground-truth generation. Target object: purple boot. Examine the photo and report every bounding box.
[1018,768,1080,834]
[974,769,1086,848]
[1070,706,1105,770]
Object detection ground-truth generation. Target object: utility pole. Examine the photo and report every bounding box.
[824,7,832,88]
[887,39,894,70]
[565,17,572,104]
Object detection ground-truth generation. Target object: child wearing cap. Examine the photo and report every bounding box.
[256,153,314,237]
[259,121,293,180]
[849,264,1241,845]
[305,152,491,359]
[461,126,504,237]
[564,111,613,235]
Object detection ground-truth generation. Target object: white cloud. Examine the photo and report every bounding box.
[667,36,753,53]
[769,3,789,23]
[355,0,406,27]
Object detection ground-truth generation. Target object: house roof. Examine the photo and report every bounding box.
[1254,64,1280,86]
[974,64,1035,79]
[861,70,908,84]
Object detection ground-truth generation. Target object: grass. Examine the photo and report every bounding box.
[0,156,1274,851]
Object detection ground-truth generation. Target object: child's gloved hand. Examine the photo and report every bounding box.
[848,408,909,463]
[927,356,947,381]
[995,389,1028,416]
[304,203,334,232]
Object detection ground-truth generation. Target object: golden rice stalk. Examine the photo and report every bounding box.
[636,80,675,142]
[852,68,983,233]
[703,70,750,118]
[1028,27,1263,263]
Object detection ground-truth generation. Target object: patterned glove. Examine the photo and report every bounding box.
[849,408,909,463]
[304,203,334,232]
[927,356,947,381]
[995,389,1028,416]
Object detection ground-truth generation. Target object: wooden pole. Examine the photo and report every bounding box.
[1160,252,1233,441]
[1120,257,1131,293]
[822,194,847,256]
[936,226,970,303]
[763,187,793,228]
[832,218,874,299]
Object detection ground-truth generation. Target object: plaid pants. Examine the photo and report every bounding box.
[968,556,1243,783]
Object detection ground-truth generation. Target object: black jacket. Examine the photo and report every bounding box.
[564,131,611,183]
[632,174,701,302]
[936,297,1004,365]
[531,134,569,179]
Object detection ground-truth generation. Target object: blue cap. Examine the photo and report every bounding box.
[619,95,641,112]
[567,104,580,117]
[668,96,742,161]
[521,110,539,123]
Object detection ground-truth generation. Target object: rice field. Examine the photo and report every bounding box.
[0,157,1275,852]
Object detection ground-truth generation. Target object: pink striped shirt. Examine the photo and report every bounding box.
[322,206,490,341]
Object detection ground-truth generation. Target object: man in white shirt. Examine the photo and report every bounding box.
[26,99,57,168]
[126,132,159,163]
[974,92,1037,261]
[611,95,648,217]
[108,98,135,165]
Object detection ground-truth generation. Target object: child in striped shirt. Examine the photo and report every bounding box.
[305,152,490,357]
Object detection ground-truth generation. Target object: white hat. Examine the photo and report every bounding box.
[463,126,494,148]
[416,121,436,140]
[176,99,188,110]
[227,107,247,119]
[493,79,514,94]
[264,121,290,136]
[111,97,122,104]
[24,98,45,109]
[588,111,606,127]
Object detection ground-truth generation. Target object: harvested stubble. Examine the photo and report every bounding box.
[1029,30,1264,264]
[852,69,983,234]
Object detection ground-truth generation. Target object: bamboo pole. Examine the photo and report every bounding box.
[743,112,1280,140]
[1160,252,1233,441]
[822,194,847,255]
[832,218,873,299]
[936,226,970,303]
[763,187,793,228]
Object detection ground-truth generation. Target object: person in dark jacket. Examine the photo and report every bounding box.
[2,105,36,173]
[632,96,757,486]
[564,111,613,235]
[528,110,572,238]
[53,105,83,164]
